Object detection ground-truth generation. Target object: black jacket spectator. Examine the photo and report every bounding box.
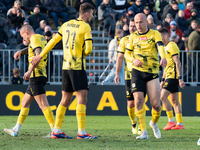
[163,2,179,19]
[11,76,23,84]
[175,16,187,32]
[145,0,155,12]
[98,1,115,22]
[28,13,48,30]
[185,25,195,36]
[128,0,145,16]
[7,9,25,29]
[177,38,185,50]
[110,0,130,11]
[2,0,15,11]
[23,0,46,14]
[0,26,8,44]
[0,2,7,17]
[45,0,68,13]
[74,0,95,11]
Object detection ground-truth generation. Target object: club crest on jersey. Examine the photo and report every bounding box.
[139,37,147,40]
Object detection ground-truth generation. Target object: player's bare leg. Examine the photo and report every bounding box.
[170,93,184,130]
[161,89,176,130]
[134,92,148,140]
[147,78,161,139]
[4,93,34,137]
[51,91,73,139]
[76,90,97,139]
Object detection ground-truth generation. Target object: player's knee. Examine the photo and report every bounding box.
[171,98,179,106]
[160,95,167,102]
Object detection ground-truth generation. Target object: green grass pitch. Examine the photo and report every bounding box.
[0,116,200,150]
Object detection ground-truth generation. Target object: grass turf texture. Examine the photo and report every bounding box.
[0,116,200,150]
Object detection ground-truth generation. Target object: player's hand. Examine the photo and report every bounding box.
[14,51,21,60]
[23,71,31,81]
[31,55,42,66]
[179,79,185,89]
[160,58,167,67]
[160,81,165,90]
[114,74,120,85]
[133,59,143,67]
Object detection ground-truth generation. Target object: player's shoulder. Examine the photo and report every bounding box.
[121,35,129,42]
[31,34,45,41]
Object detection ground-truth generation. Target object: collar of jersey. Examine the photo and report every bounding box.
[137,28,150,35]
[76,18,84,22]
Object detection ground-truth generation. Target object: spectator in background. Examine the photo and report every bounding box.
[0,25,8,48]
[110,0,130,13]
[163,1,179,19]
[27,6,49,30]
[126,7,135,20]
[44,25,52,33]
[167,20,183,39]
[7,7,25,37]
[156,23,163,30]
[176,0,184,10]
[185,20,198,36]
[187,9,200,26]
[7,1,26,19]
[162,0,175,19]
[184,2,193,20]
[170,34,185,50]
[116,15,128,30]
[23,0,46,14]
[75,0,95,12]
[45,0,69,29]
[101,29,124,85]
[143,6,158,24]
[0,1,7,17]
[162,13,173,28]
[10,68,23,84]
[155,0,168,20]
[44,31,52,42]
[52,32,63,49]
[175,10,187,32]
[35,20,46,35]
[16,20,30,44]
[147,15,157,30]
[145,0,155,12]
[128,0,145,16]
[2,0,15,11]
[122,23,129,36]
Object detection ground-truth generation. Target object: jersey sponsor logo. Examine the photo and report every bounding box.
[139,37,147,40]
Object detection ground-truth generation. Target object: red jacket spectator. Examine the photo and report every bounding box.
[167,20,183,39]
[184,2,193,20]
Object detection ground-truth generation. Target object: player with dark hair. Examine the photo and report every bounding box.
[31,3,97,139]
[159,27,185,130]
[125,13,167,140]
[4,24,55,137]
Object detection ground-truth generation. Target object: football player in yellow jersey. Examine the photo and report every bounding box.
[125,13,167,140]
[31,3,97,139]
[4,25,55,137]
[159,28,185,130]
[114,18,141,134]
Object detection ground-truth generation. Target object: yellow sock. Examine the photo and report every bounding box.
[76,104,86,132]
[127,106,136,124]
[176,113,183,124]
[166,110,174,121]
[17,107,29,125]
[151,107,162,123]
[135,104,146,132]
[54,105,67,129]
[43,106,55,129]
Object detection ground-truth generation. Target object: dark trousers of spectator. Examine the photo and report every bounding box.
[49,12,69,27]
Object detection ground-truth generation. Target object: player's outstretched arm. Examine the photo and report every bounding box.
[114,53,124,85]
[173,55,185,89]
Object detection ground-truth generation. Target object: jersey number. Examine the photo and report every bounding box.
[65,30,76,50]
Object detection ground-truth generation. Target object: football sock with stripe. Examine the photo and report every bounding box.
[127,106,136,124]
[135,103,146,132]
[166,110,174,122]
[151,107,162,123]
[176,113,183,126]
[76,104,86,135]
[13,107,30,132]
[43,106,55,130]
[54,104,67,133]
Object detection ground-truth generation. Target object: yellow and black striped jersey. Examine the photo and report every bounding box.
[117,35,132,80]
[125,29,166,74]
[164,41,180,79]
[58,18,92,70]
[28,34,47,78]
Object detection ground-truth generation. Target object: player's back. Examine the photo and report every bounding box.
[59,18,92,70]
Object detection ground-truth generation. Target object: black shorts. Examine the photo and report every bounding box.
[131,68,158,93]
[125,79,134,101]
[163,79,179,93]
[26,77,46,96]
[62,70,89,92]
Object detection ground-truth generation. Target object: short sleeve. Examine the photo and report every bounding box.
[126,34,133,51]
[84,24,92,41]
[117,37,126,53]
[170,43,180,56]
[30,36,43,51]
